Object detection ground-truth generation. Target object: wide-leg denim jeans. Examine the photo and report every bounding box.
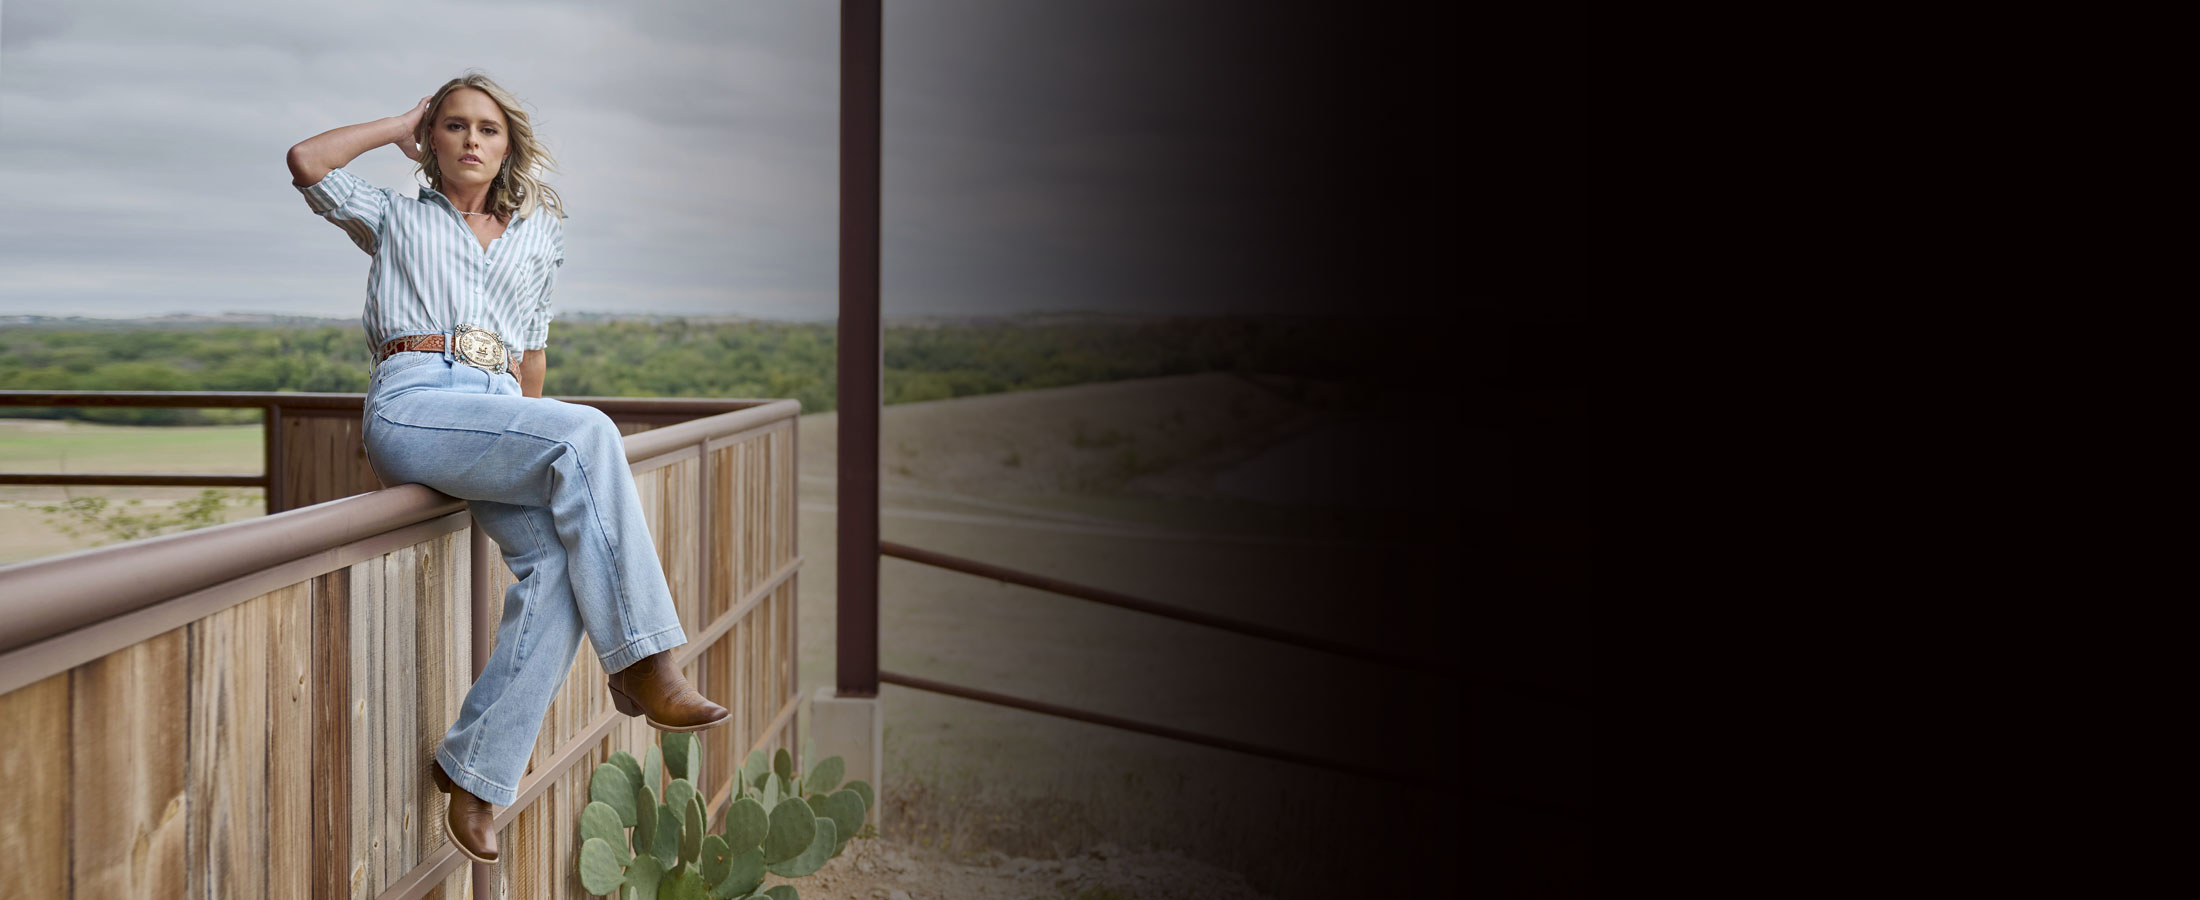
[361,348,688,807]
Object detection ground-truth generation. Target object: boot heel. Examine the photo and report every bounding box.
[607,681,641,717]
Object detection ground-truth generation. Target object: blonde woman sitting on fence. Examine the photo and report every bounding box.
[286,71,730,865]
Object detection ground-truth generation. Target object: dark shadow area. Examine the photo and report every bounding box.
[884,2,1587,897]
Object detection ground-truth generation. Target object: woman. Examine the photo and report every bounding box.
[286,72,728,865]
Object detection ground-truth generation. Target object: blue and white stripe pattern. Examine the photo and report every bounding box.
[296,166,563,367]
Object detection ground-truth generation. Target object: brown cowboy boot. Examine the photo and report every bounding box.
[430,762,501,864]
[607,649,730,733]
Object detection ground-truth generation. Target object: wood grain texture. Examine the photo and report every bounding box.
[188,595,271,900]
[555,748,585,897]
[71,630,188,898]
[277,412,380,512]
[711,444,734,621]
[0,672,70,900]
[708,632,733,810]
[386,543,420,877]
[417,531,454,865]
[313,569,353,900]
[735,439,754,599]
[267,581,314,899]
[511,784,544,900]
[666,458,700,638]
[349,557,380,898]
[447,528,472,729]
[439,526,471,874]
[313,416,333,509]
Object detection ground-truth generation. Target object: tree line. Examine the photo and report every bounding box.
[0,315,1408,426]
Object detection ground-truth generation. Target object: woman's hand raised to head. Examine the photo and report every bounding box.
[393,96,432,162]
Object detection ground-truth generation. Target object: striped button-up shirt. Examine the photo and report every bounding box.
[296,166,563,366]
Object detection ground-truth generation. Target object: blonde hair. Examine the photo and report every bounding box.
[413,70,567,223]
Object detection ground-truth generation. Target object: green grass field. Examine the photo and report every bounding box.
[0,419,268,563]
[0,418,264,474]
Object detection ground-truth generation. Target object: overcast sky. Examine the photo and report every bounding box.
[0,0,1333,322]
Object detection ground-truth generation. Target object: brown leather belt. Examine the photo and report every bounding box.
[375,333,451,362]
[375,325,521,375]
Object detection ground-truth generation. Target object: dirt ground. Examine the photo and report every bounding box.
[0,418,268,564]
[761,830,1273,900]
[793,373,1453,900]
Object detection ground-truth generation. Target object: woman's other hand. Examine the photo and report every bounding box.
[393,96,431,162]
[515,347,546,399]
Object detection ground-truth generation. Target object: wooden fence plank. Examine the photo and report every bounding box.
[314,570,353,900]
[417,531,453,865]
[386,544,419,878]
[268,582,315,899]
[350,558,380,898]
[0,672,70,900]
[187,596,271,900]
[70,630,188,898]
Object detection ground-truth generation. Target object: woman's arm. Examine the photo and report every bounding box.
[515,346,547,399]
[287,96,432,187]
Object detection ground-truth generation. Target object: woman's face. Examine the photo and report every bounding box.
[430,87,510,193]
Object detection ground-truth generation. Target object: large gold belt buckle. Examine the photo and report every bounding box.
[451,324,510,375]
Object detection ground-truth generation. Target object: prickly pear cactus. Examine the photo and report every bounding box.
[580,732,875,900]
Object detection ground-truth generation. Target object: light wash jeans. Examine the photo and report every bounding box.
[361,343,687,806]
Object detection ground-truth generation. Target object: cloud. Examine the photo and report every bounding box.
[1,0,1347,322]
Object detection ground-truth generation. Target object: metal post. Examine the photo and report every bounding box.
[837,0,882,699]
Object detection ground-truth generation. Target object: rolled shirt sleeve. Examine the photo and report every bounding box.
[296,166,393,256]
[520,217,563,350]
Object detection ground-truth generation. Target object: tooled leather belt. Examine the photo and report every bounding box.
[374,324,520,375]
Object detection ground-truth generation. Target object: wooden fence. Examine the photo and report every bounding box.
[0,398,803,899]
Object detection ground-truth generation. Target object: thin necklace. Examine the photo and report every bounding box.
[431,174,501,217]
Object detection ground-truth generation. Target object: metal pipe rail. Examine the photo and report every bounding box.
[872,540,1584,786]
[877,668,1444,788]
[881,539,1458,675]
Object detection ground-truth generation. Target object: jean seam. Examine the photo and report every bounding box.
[458,729,486,787]
[510,505,547,678]
[500,426,636,635]
[370,410,508,437]
[560,439,637,634]
[497,430,634,631]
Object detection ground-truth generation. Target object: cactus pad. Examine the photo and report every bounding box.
[802,756,845,796]
[582,801,632,865]
[764,816,837,879]
[591,763,637,827]
[579,837,626,894]
[722,796,771,852]
[760,797,818,865]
